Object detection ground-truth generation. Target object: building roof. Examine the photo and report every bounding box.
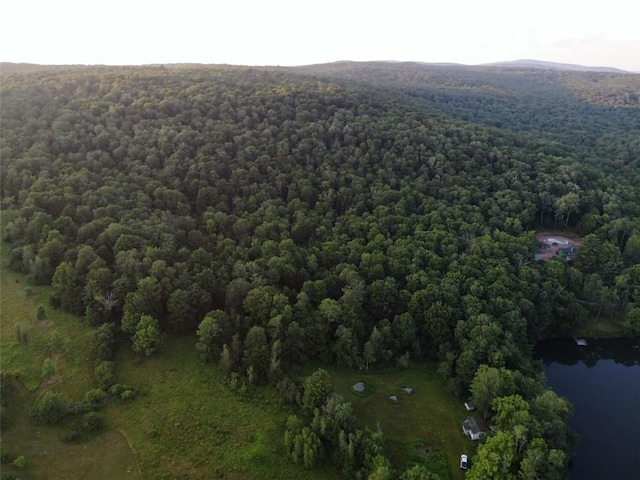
[463,416,487,435]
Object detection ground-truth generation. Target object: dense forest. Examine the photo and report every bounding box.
[1,61,639,479]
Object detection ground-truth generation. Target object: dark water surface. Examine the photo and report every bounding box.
[536,338,640,480]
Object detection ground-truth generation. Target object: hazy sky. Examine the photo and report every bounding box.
[2,0,639,71]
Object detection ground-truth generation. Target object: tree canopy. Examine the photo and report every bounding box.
[2,62,638,479]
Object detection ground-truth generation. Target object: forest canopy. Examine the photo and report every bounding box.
[1,62,639,478]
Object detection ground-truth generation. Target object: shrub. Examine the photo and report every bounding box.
[31,391,66,424]
[15,323,31,348]
[36,306,48,321]
[94,361,116,389]
[0,450,11,463]
[624,307,640,337]
[48,330,65,353]
[81,412,106,433]
[12,455,26,468]
[91,323,115,363]
[84,388,108,405]
[41,358,57,381]
[109,383,141,401]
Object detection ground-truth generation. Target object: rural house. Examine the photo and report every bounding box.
[462,416,487,441]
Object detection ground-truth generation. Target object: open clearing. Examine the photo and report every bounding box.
[327,366,474,480]
[535,231,581,261]
[107,337,337,480]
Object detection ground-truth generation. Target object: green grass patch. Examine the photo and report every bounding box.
[577,316,626,338]
[0,376,138,480]
[0,270,51,390]
[1,249,137,479]
[349,379,376,397]
[326,365,475,480]
[107,336,337,480]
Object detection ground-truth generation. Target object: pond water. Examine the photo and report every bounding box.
[536,338,640,480]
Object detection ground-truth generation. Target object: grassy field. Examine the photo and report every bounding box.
[106,337,337,480]
[0,252,137,479]
[326,366,474,480]
[1,270,52,391]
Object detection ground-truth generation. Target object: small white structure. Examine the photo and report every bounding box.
[463,417,487,441]
[402,387,414,394]
[464,402,476,411]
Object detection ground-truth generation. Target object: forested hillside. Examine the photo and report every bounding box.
[1,63,639,479]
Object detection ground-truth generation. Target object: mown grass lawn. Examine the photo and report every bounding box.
[325,365,475,480]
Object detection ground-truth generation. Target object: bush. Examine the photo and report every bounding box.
[48,330,65,353]
[36,306,48,321]
[0,450,11,463]
[31,391,66,424]
[12,456,26,468]
[81,412,106,433]
[624,307,640,337]
[94,361,116,389]
[84,388,108,405]
[15,322,31,348]
[41,358,57,381]
[91,324,115,363]
[108,383,141,401]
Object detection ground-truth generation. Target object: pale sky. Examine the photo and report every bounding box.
[2,0,639,71]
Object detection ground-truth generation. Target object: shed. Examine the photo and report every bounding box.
[462,417,487,441]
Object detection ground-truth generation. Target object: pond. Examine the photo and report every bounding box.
[536,338,640,480]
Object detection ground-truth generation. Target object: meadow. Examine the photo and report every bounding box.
[0,256,136,479]
[326,366,473,480]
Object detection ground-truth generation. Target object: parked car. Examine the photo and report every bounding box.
[460,454,468,470]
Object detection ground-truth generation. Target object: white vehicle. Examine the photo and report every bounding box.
[460,454,468,470]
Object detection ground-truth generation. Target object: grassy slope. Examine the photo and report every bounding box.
[107,337,337,480]
[0,251,137,480]
[327,366,473,480]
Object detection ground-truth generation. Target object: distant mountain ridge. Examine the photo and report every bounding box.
[2,59,634,74]
[481,59,630,73]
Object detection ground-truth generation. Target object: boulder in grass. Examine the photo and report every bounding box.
[402,387,414,394]
[389,395,399,402]
[352,382,366,393]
